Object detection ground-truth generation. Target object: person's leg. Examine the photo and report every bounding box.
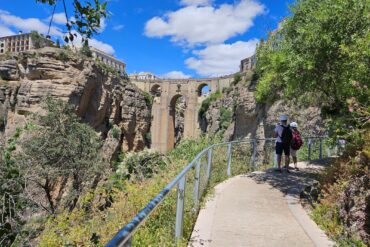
[277,155,282,169]
[290,148,298,169]
[276,142,283,171]
[293,156,297,167]
[284,144,290,172]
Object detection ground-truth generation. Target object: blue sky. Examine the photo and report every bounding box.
[0,0,294,78]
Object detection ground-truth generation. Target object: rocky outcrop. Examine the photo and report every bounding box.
[0,47,151,158]
[200,73,325,164]
[201,76,324,140]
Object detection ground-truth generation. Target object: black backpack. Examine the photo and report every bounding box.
[281,125,293,144]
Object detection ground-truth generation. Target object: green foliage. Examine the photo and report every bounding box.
[198,90,222,119]
[36,0,108,44]
[220,106,233,131]
[142,91,153,107]
[0,128,27,245]
[255,0,370,153]
[19,97,103,213]
[116,149,168,182]
[30,31,48,49]
[96,60,120,77]
[79,42,93,58]
[231,72,242,86]
[56,50,70,62]
[110,126,121,140]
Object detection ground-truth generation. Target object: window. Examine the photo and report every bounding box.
[0,49,3,53]
[0,43,4,47]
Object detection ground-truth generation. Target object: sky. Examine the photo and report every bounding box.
[0,0,294,78]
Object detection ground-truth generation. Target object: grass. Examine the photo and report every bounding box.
[37,134,255,246]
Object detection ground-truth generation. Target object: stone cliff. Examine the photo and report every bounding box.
[200,72,325,164]
[0,47,151,161]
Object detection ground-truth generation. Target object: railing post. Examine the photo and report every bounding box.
[193,159,201,210]
[308,139,312,161]
[175,176,186,242]
[123,237,132,247]
[206,148,212,181]
[250,139,257,170]
[227,143,232,176]
[319,138,323,159]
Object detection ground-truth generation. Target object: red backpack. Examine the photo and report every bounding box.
[291,130,303,150]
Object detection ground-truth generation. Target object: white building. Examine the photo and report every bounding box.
[0,32,53,54]
[129,72,158,81]
[90,47,126,76]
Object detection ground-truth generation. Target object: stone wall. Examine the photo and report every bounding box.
[0,47,151,162]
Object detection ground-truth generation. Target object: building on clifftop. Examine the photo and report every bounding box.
[90,47,126,76]
[0,32,53,54]
[129,72,158,81]
[240,54,256,72]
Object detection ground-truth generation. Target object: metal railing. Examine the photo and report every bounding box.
[106,136,335,247]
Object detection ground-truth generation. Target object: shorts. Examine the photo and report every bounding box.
[276,142,290,156]
[290,148,297,157]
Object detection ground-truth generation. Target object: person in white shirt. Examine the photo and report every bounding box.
[274,115,293,173]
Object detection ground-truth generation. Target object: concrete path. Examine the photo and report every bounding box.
[189,160,334,247]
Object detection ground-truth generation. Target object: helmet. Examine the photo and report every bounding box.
[290,122,298,128]
[279,115,288,121]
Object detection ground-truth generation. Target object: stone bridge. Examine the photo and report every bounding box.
[131,75,235,153]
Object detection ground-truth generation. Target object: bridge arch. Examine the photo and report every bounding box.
[150,84,162,97]
[131,75,236,153]
[197,83,211,97]
[168,94,186,150]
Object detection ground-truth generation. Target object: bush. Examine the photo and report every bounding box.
[111,126,121,140]
[231,72,242,86]
[220,106,233,131]
[116,149,168,182]
[142,91,153,107]
[198,90,222,119]
[56,51,69,62]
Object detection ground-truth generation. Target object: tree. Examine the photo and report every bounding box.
[36,0,108,43]
[80,41,93,57]
[18,98,103,214]
[255,0,370,152]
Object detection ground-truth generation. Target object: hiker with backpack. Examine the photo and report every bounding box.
[290,122,303,171]
[274,115,293,173]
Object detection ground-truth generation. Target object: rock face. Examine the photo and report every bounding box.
[338,174,370,245]
[0,47,151,159]
[200,74,325,164]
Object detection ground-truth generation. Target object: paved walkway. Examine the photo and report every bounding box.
[189,161,334,247]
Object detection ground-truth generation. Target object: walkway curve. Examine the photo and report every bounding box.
[189,161,334,247]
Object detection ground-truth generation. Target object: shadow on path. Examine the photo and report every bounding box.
[245,158,334,197]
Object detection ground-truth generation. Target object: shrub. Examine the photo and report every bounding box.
[56,51,69,62]
[111,126,121,140]
[198,90,222,119]
[142,91,153,107]
[231,72,242,86]
[18,97,103,213]
[116,149,167,182]
[220,106,233,131]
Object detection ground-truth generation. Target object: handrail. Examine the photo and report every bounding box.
[105,136,329,247]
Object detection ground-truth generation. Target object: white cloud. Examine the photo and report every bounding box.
[180,0,212,6]
[185,39,258,77]
[0,9,115,55]
[89,38,115,54]
[0,10,62,36]
[0,24,15,36]
[161,71,191,79]
[49,12,67,25]
[112,24,124,31]
[145,0,265,46]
